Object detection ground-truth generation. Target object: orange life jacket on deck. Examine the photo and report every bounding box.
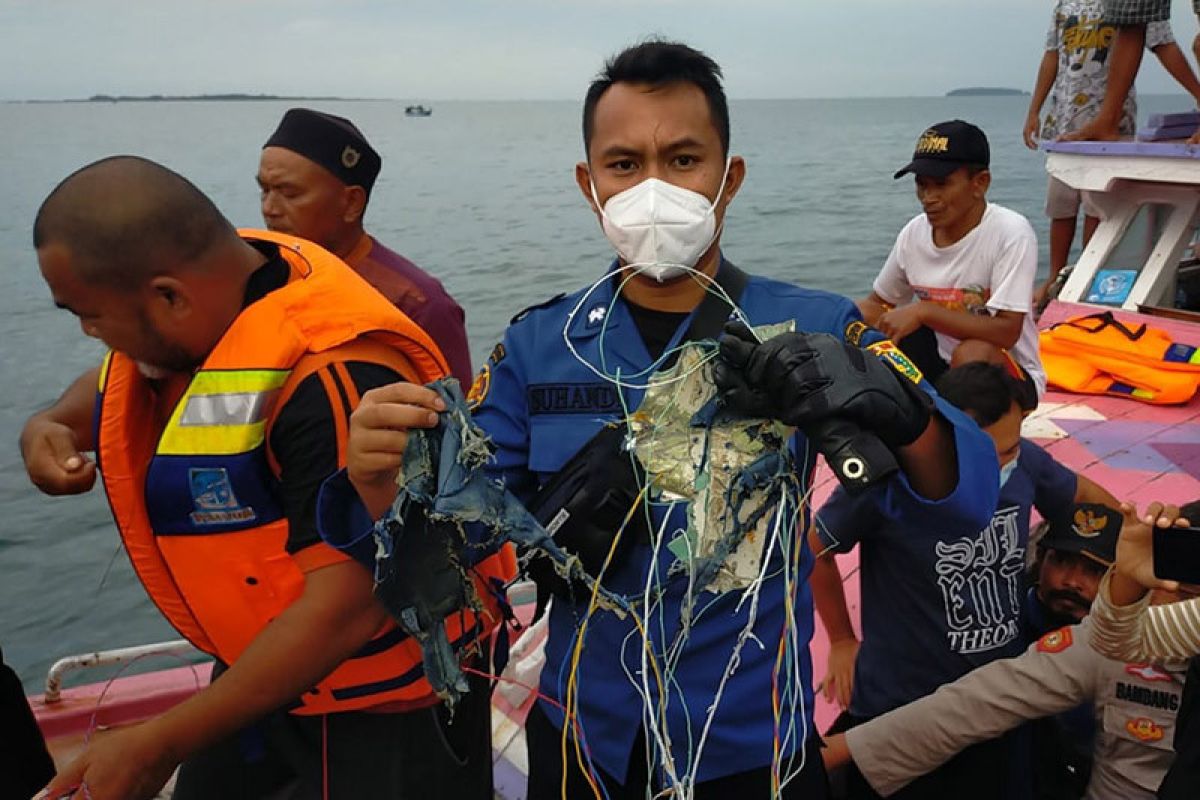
[1039,312,1200,404]
[95,229,516,715]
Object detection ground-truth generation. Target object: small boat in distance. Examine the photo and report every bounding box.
[405,104,432,117]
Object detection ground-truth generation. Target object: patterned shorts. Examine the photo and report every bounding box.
[1103,0,1200,23]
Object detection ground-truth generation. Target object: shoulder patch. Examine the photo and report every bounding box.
[466,364,491,410]
[844,320,873,348]
[1037,626,1074,654]
[866,340,923,384]
[510,293,567,325]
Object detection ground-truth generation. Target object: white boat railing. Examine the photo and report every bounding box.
[1047,151,1200,311]
[43,639,198,704]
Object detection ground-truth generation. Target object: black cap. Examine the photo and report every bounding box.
[893,120,990,180]
[263,108,382,195]
[1040,503,1121,565]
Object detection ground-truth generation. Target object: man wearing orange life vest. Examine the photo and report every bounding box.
[19,108,472,499]
[28,156,508,800]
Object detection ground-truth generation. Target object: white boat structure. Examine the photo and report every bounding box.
[27,126,1200,798]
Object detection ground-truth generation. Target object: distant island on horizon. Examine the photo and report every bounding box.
[946,87,1029,97]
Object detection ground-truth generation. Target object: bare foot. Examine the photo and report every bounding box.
[1189,129,1200,145]
[1061,120,1121,142]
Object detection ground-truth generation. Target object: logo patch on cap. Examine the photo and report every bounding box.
[867,340,922,384]
[1036,626,1073,654]
[341,145,361,168]
[1126,717,1165,742]
[1072,507,1107,538]
[915,130,950,155]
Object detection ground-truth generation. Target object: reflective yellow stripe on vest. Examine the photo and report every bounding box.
[157,369,290,456]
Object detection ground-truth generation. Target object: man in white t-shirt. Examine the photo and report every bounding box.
[859,120,1045,411]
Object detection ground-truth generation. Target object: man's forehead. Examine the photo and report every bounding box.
[258,147,328,183]
[589,81,718,149]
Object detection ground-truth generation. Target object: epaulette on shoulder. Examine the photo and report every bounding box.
[510,292,567,325]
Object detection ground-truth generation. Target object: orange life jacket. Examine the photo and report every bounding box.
[96,229,516,714]
[1040,312,1200,405]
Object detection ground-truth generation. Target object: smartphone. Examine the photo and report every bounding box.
[1153,526,1200,583]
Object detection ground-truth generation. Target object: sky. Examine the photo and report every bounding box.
[2,0,1200,101]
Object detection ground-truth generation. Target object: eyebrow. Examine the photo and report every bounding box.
[597,137,708,161]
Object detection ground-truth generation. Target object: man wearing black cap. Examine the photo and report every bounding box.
[824,504,1194,800]
[812,362,1117,799]
[259,108,473,386]
[858,120,1044,412]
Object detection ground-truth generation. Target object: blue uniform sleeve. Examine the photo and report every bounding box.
[814,485,880,553]
[469,329,538,501]
[1022,440,1079,518]
[831,303,1000,536]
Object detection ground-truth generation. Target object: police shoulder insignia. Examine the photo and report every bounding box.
[1036,626,1074,654]
[488,342,506,366]
[866,340,923,384]
[510,293,567,325]
[466,364,491,410]
[843,320,876,348]
[1126,716,1165,742]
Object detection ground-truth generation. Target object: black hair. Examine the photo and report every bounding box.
[33,155,235,289]
[935,362,1019,427]
[582,39,730,158]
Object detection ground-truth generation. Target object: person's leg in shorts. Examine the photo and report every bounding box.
[895,326,949,387]
[1067,0,1170,141]
[1043,177,1082,305]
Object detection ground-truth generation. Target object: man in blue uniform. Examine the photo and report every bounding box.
[335,40,999,798]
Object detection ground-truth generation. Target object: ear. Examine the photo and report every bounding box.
[973,169,992,197]
[146,275,192,319]
[575,161,601,218]
[718,156,746,212]
[342,186,368,224]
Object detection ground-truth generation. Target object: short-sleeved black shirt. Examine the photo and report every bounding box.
[244,243,404,554]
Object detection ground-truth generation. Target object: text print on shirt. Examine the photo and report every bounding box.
[934,504,1024,654]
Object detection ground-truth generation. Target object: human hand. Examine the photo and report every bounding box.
[875,303,925,343]
[714,322,932,449]
[1023,115,1040,150]
[19,415,96,496]
[821,733,852,770]
[1034,279,1053,309]
[347,382,445,519]
[38,720,179,800]
[823,637,860,709]
[1113,502,1188,596]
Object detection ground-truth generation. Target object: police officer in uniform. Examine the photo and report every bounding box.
[339,40,999,798]
[821,504,1192,800]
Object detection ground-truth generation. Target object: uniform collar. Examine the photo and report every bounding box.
[567,256,733,342]
[567,260,625,341]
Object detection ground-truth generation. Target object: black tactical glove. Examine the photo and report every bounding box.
[714,322,933,449]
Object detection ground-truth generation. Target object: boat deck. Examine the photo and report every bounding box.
[34,301,1200,797]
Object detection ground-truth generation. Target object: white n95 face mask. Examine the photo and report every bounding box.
[591,160,730,282]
